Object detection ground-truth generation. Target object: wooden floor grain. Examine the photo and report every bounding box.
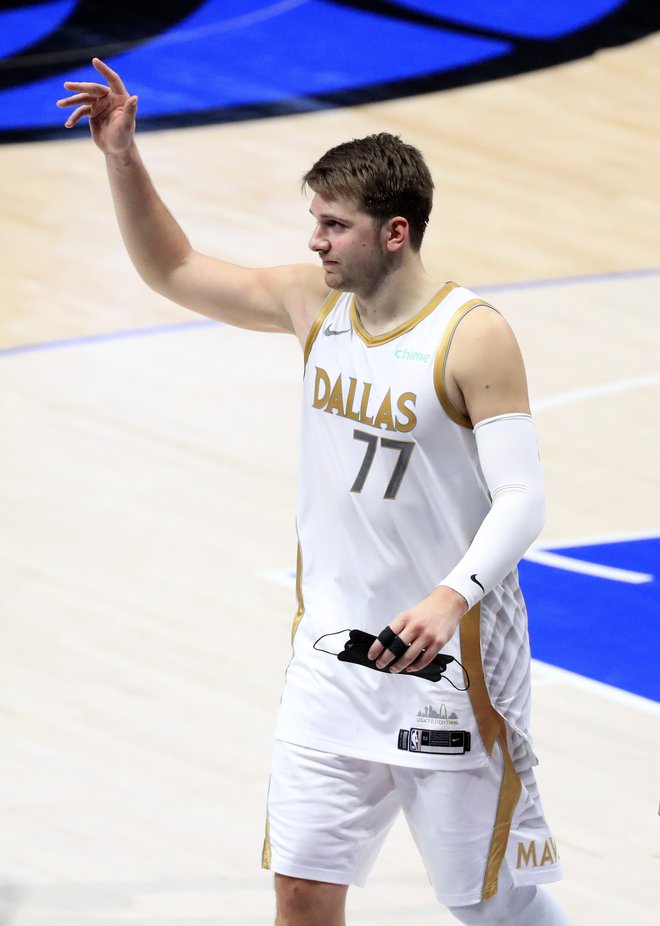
[0,27,658,926]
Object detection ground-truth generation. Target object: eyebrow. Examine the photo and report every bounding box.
[308,208,351,222]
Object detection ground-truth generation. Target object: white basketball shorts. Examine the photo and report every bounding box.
[262,739,562,907]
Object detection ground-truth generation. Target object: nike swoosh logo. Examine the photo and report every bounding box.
[324,326,351,336]
[470,574,485,592]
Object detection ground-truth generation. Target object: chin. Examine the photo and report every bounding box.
[325,271,343,288]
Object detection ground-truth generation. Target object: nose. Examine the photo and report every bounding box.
[308,223,329,253]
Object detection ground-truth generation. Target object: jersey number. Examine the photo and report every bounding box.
[350,429,415,500]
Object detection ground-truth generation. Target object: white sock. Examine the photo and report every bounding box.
[448,876,570,926]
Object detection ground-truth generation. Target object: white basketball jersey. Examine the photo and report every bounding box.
[274,282,535,769]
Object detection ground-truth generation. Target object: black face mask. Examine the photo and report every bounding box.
[336,629,454,683]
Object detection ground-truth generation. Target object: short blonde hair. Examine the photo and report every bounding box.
[302,133,434,251]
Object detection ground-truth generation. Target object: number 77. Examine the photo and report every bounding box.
[350,428,416,500]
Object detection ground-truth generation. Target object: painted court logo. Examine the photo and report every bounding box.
[0,2,657,141]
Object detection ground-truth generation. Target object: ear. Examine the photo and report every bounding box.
[383,216,409,252]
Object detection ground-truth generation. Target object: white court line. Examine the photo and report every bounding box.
[530,660,660,716]
[523,548,653,584]
[532,372,660,412]
[539,528,660,548]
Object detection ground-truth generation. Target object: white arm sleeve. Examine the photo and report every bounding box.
[437,413,545,609]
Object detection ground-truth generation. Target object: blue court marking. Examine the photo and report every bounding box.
[1,265,657,359]
[520,536,659,702]
[396,0,626,39]
[1,272,658,702]
[0,0,654,140]
[480,266,660,293]
[0,0,75,59]
[0,318,217,359]
[88,1,507,114]
[2,0,510,130]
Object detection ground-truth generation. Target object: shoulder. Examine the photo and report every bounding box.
[445,303,531,423]
[450,302,523,365]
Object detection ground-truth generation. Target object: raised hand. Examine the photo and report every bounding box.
[56,58,138,154]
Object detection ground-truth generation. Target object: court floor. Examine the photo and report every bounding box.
[1,13,659,926]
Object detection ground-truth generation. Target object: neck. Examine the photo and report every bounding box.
[354,256,437,337]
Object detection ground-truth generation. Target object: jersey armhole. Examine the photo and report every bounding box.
[433,299,497,429]
[303,290,343,369]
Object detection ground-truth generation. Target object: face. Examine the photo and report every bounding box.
[308,193,389,294]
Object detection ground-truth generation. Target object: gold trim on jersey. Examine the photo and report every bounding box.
[459,604,501,754]
[303,289,343,369]
[350,281,459,348]
[433,298,495,429]
[290,541,305,641]
[460,604,522,900]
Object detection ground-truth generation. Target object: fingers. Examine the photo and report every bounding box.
[382,635,428,673]
[61,81,110,97]
[57,82,110,128]
[57,58,128,126]
[92,57,128,95]
[63,104,92,128]
[401,645,436,673]
[368,614,447,674]
[364,590,463,676]
[367,615,406,662]
[56,92,103,109]
[368,617,414,670]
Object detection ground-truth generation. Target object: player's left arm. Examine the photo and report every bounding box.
[369,306,544,673]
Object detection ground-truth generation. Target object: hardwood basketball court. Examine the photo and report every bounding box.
[0,7,658,924]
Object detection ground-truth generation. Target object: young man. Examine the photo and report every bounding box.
[58,59,570,926]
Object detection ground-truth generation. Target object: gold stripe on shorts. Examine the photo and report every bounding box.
[481,730,522,900]
[460,604,522,899]
[261,816,272,870]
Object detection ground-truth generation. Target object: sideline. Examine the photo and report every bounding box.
[1,265,658,359]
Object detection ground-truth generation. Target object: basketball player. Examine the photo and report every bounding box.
[58,59,570,926]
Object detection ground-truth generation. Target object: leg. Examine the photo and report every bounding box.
[274,874,348,926]
[263,742,399,910]
[393,736,564,912]
[448,879,570,925]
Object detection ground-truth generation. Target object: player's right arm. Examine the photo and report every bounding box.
[57,58,327,342]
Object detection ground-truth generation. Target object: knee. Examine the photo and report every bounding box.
[274,874,347,926]
[275,875,315,917]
